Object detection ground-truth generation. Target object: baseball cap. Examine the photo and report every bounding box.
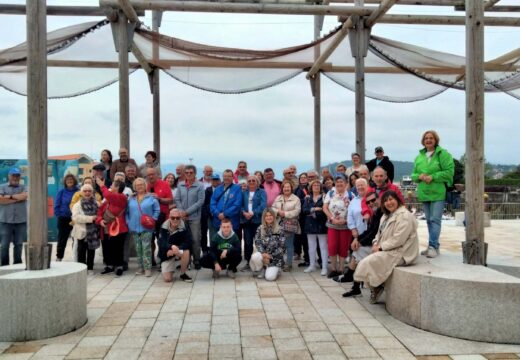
[92,163,105,171]
[211,174,220,180]
[375,146,384,152]
[8,167,21,176]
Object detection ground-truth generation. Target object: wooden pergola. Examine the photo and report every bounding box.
[7,0,519,269]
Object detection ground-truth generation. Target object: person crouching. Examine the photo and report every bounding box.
[158,209,193,283]
[200,218,242,279]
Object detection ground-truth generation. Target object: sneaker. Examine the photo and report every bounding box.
[101,267,114,275]
[303,266,315,273]
[298,262,309,268]
[56,258,62,262]
[369,286,384,304]
[282,264,292,272]
[144,269,152,277]
[333,270,353,283]
[212,270,220,279]
[321,268,328,276]
[342,286,362,298]
[115,268,123,276]
[194,263,202,271]
[420,248,429,256]
[426,247,438,258]
[227,270,236,279]
[87,270,95,276]
[180,273,193,283]
[239,263,251,272]
[257,268,265,279]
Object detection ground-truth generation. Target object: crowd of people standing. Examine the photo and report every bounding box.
[0,130,454,303]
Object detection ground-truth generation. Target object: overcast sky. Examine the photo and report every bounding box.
[0,0,519,176]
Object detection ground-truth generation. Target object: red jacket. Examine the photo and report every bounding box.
[361,181,404,217]
[96,185,128,238]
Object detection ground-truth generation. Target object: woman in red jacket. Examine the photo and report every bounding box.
[96,178,128,276]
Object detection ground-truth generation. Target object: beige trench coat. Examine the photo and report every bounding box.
[354,206,419,288]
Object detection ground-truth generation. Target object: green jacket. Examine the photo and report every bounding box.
[412,145,454,202]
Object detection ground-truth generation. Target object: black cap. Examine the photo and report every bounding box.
[92,163,105,171]
[375,146,384,153]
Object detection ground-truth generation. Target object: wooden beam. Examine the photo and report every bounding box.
[306,17,354,78]
[26,0,50,270]
[455,5,520,12]
[463,0,486,265]
[99,0,376,16]
[484,0,501,10]
[374,14,520,26]
[119,0,141,23]
[118,11,130,152]
[131,42,153,73]
[4,59,515,73]
[313,15,321,172]
[488,48,520,65]
[0,4,144,16]
[365,0,396,27]
[331,0,464,5]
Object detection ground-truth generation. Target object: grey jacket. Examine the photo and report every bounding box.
[175,180,205,221]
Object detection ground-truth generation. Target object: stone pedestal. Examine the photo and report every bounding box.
[0,262,87,342]
[385,255,520,344]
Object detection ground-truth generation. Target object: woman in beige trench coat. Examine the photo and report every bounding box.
[354,190,419,304]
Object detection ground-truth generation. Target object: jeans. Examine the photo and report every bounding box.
[285,232,295,266]
[423,200,444,250]
[242,221,260,262]
[0,222,26,266]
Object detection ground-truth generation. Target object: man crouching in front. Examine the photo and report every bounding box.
[159,209,193,283]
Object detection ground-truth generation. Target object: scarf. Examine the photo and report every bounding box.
[81,198,99,250]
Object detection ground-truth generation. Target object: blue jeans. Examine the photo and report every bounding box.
[285,232,295,266]
[0,222,27,266]
[423,201,444,250]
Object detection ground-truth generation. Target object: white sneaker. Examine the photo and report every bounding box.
[257,268,265,279]
[426,247,438,258]
[321,268,328,276]
[304,265,315,273]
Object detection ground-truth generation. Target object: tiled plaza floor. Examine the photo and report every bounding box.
[1,220,519,359]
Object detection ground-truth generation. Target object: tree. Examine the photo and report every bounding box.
[459,153,493,179]
[503,165,520,180]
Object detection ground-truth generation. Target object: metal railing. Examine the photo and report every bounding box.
[406,202,520,220]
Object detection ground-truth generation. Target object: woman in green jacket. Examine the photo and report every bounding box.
[412,130,454,258]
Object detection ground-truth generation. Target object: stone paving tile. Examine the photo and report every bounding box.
[210,333,241,345]
[211,324,240,334]
[483,355,520,360]
[276,350,313,360]
[208,344,242,358]
[273,337,306,351]
[341,344,380,358]
[307,342,344,357]
[449,356,489,360]
[125,318,156,328]
[241,336,273,348]
[242,346,277,360]
[301,331,335,342]
[0,354,34,360]
[76,335,117,347]
[86,325,123,337]
[130,310,160,319]
[240,325,271,337]
[104,348,140,360]
[378,348,417,360]
[178,332,210,343]
[358,326,394,338]
[416,356,453,360]
[118,326,152,338]
[174,341,209,355]
[32,344,75,356]
[368,336,406,350]
[3,345,42,354]
[112,336,147,349]
[269,328,301,339]
[66,345,110,359]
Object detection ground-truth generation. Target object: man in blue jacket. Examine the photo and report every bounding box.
[210,169,242,233]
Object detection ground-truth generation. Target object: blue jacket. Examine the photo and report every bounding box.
[126,194,160,233]
[54,187,78,218]
[240,189,267,224]
[210,183,242,230]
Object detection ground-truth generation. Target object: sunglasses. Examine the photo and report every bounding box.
[366,198,377,204]
[170,216,181,220]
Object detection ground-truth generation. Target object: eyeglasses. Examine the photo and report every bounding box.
[185,171,194,175]
[247,180,256,183]
[170,216,181,220]
[83,190,93,193]
[366,198,377,204]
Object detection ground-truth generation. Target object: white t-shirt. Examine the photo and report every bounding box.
[248,191,255,212]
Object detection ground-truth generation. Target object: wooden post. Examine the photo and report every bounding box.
[118,11,130,152]
[462,0,487,265]
[152,10,161,162]
[313,15,321,172]
[26,0,51,270]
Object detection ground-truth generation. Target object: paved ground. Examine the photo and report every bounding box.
[1,220,520,359]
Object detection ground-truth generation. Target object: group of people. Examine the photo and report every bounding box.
[0,130,454,304]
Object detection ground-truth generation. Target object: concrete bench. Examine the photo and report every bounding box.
[385,254,520,344]
[0,262,87,342]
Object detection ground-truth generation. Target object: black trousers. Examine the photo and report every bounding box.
[200,247,242,271]
[102,232,126,268]
[56,216,73,259]
[242,222,260,262]
[77,239,95,270]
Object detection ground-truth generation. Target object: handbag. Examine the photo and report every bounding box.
[137,198,156,230]
[279,198,299,233]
